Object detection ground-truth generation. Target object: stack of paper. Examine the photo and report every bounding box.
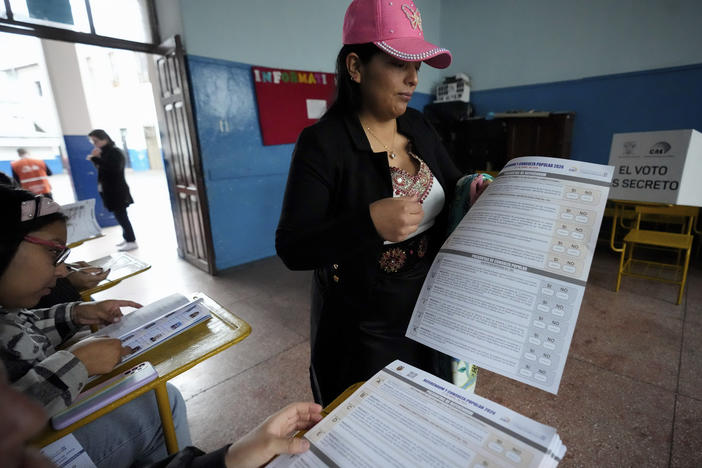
[271,360,565,467]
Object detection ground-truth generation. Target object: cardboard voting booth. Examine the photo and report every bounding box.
[608,129,702,206]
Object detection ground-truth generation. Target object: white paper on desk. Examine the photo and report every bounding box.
[94,294,210,365]
[407,157,614,394]
[61,199,102,245]
[94,293,190,338]
[40,433,97,468]
[87,252,150,285]
[269,360,565,467]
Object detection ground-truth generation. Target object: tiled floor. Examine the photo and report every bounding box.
[66,170,702,467]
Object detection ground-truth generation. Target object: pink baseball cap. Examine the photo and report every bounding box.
[343,0,452,69]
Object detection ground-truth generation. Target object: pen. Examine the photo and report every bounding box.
[67,265,108,275]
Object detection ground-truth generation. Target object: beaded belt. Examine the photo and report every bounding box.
[378,231,430,274]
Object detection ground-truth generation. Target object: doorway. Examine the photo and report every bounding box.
[0,5,215,273]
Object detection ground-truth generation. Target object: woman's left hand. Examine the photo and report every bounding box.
[66,262,110,291]
[224,402,323,468]
[469,174,492,206]
[72,300,142,326]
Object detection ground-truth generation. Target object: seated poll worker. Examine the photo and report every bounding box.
[276,0,468,405]
[0,185,191,467]
[0,359,323,468]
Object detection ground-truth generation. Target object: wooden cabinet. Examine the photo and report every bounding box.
[425,107,575,174]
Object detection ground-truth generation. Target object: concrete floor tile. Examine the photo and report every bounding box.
[683,269,702,326]
[170,300,306,400]
[184,341,313,453]
[474,358,675,467]
[587,248,699,310]
[671,395,702,468]
[243,286,312,339]
[678,321,702,400]
[571,286,683,390]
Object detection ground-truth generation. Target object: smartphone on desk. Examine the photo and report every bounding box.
[51,361,158,430]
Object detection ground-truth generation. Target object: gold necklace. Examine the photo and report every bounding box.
[364,123,397,159]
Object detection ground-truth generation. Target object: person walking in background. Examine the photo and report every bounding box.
[86,129,138,251]
[11,148,53,198]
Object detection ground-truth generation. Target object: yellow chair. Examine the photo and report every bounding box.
[615,205,698,305]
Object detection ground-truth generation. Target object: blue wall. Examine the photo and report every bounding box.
[176,0,443,95]
[441,0,702,91]
[187,55,433,270]
[469,63,702,165]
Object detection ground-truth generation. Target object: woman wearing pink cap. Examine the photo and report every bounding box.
[277,0,461,405]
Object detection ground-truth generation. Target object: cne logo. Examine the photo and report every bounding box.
[623,141,636,155]
[649,141,671,154]
[402,4,422,31]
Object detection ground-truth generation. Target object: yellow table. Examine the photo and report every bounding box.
[32,292,252,453]
[79,252,152,301]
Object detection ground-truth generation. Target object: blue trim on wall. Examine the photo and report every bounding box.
[187,54,433,270]
[127,149,150,171]
[64,135,117,227]
[45,156,63,174]
[470,63,702,165]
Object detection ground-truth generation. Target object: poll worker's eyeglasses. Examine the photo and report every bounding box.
[23,235,71,265]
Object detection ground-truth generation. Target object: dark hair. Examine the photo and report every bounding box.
[326,43,382,116]
[17,148,28,157]
[88,129,114,145]
[0,185,67,277]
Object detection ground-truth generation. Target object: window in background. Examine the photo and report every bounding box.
[4,0,154,46]
[90,0,152,43]
[8,0,91,32]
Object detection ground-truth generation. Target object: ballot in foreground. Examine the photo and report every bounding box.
[270,360,566,467]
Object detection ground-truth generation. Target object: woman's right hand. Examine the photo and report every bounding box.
[68,337,132,376]
[86,147,101,160]
[370,196,424,242]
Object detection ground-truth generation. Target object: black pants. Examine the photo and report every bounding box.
[113,206,136,242]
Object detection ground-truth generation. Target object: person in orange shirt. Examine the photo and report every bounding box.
[11,148,53,199]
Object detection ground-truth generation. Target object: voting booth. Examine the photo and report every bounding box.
[608,129,702,206]
[607,129,701,304]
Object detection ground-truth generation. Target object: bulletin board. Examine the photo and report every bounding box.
[252,66,336,146]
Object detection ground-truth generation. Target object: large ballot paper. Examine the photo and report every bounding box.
[407,157,614,394]
[270,360,566,467]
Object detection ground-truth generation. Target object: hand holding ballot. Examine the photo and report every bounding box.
[68,337,132,376]
[224,402,323,468]
[66,261,110,291]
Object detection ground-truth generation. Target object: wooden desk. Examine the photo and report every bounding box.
[32,292,252,453]
[79,252,152,301]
